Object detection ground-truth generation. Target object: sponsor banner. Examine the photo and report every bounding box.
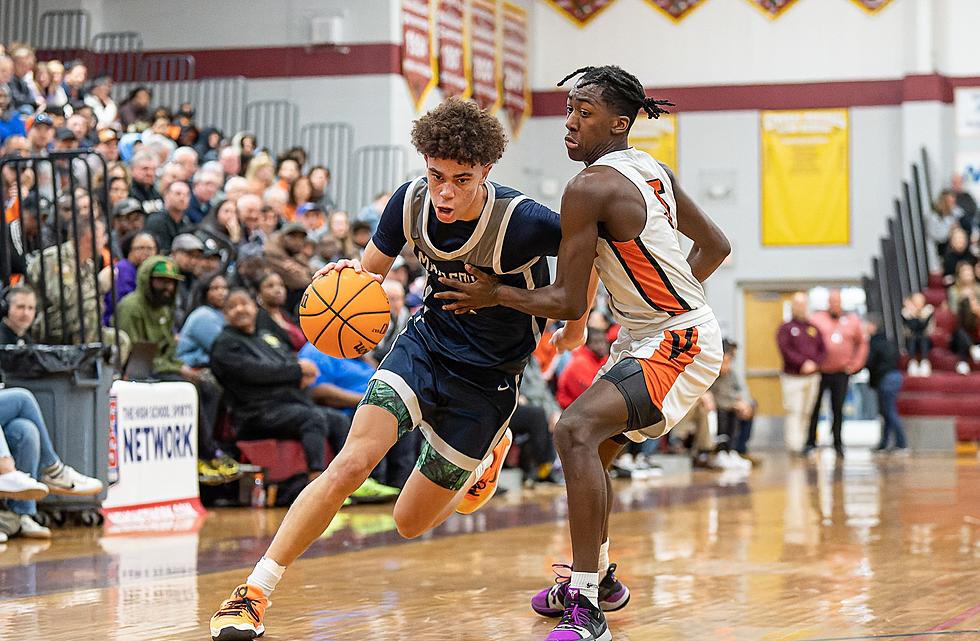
[644,0,706,22]
[102,381,203,525]
[438,0,471,99]
[955,87,980,138]
[543,0,617,27]
[745,0,799,19]
[629,113,678,173]
[470,0,501,112]
[402,0,439,110]
[502,2,531,136]
[761,109,850,246]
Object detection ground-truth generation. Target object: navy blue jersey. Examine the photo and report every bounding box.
[372,178,561,375]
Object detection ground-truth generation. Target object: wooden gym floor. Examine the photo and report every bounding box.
[1,450,979,641]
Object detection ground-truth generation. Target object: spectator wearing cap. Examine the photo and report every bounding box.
[170,233,205,329]
[115,255,223,466]
[0,85,26,144]
[186,167,222,224]
[109,198,145,258]
[95,127,119,161]
[83,75,117,129]
[27,113,54,155]
[263,221,313,311]
[53,127,77,152]
[144,181,192,253]
[297,202,328,241]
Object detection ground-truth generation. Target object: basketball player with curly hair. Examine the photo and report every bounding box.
[210,97,590,641]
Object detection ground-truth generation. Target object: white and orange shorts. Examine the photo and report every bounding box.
[597,317,723,442]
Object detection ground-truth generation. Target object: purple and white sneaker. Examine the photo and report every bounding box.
[532,563,630,617]
[544,588,611,641]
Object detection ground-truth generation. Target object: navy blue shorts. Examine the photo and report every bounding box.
[369,320,520,483]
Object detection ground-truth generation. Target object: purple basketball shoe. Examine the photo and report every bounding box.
[531,563,630,618]
[544,587,611,641]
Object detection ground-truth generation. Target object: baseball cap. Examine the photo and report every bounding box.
[281,222,307,236]
[32,113,54,128]
[112,198,143,218]
[297,202,324,217]
[149,259,184,281]
[55,127,77,142]
[97,128,119,144]
[171,233,205,253]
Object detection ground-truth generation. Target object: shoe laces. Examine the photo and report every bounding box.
[558,601,588,627]
[550,563,572,586]
[216,588,261,622]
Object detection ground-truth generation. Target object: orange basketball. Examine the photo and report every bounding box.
[299,269,391,358]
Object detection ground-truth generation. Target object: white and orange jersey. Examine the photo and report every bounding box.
[591,147,713,337]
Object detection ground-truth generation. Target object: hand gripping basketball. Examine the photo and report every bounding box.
[299,267,391,358]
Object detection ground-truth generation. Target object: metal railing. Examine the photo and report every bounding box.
[300,122,353,209]
[245,99,299,158]
[0,0,38,46]
[88,31,143,82]
[0,151,118,358]
[349,145,408,212]
[35,9,90,62]
[115,75,247,135]
[138,53,195,82]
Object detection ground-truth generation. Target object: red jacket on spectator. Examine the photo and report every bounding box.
[556,345,608,409]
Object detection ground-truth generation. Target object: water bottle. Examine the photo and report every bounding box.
[251,472,266,508]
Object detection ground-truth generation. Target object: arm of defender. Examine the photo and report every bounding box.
[663,164,731,282]
[438,175,601,319]
[552,267,599,352]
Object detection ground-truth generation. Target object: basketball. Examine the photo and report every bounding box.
[298,269,391,358]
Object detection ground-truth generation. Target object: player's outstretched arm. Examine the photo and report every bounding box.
[312,240,396,284]
[662,165,730,282]
[436,174,600,319]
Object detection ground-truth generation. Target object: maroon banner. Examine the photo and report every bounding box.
[745,0,799,18]
[470,0,500,112]
[402,0,438,110]
[502,2,530,136]
[644,0,706,22]
[543,0,616,27]
[438,0,470,99]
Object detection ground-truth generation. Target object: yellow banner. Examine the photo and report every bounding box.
[629,114,677,173]
[761,109,849,246]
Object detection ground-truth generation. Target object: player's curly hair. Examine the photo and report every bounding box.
[411,97,507,166]
[558,65,673,127]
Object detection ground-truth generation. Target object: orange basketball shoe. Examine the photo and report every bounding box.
[456,428,513,515]
[210,584,268,641]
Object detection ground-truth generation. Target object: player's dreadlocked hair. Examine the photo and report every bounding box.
[557,65,673,126]
[411,97,507,166]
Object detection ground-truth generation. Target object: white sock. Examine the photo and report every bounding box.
[247,557,286,598]
[598,540,610,573]
[570,571,600,607]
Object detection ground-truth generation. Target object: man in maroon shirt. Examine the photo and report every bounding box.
[777,292,826,454]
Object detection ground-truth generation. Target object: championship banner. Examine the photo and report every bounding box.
[629,114,677,173]
[745,0,799,19]
[438,0,471,99]
[102,381,206,530]
[470,0,501,112]
[761,109,850,246]
[849,0,893,13]
[502,2,531,137]
[402,0,439,111]
[644,0,706,23]
[543,0,616,27]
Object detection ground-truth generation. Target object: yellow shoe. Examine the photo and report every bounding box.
[210,584,268,641]
[456,428,512,515]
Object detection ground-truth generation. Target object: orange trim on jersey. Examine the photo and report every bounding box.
[638,327,701,409]
[610,238,692,315]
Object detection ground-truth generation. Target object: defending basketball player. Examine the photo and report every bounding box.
[437,66,731,641]
[209,97,590,641]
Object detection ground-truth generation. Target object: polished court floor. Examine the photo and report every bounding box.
[1,451,979,641]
